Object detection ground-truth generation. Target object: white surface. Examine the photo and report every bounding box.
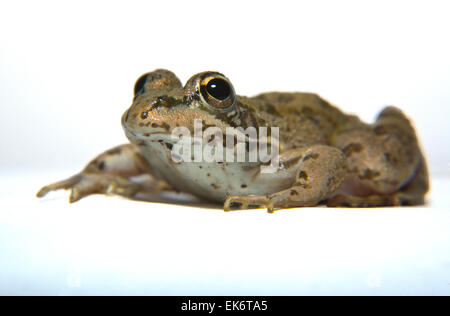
[1,0,450,296]
[0,171,449,295]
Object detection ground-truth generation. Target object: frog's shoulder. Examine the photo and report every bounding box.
[252,91,324,106]
[237,91,362,147]
[243,92,350,124]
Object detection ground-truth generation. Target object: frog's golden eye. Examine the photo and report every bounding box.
[199,75,236,109]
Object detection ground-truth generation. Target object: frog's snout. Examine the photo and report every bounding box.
[122,100,175,142]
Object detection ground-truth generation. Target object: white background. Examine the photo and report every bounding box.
[1,0,450,296]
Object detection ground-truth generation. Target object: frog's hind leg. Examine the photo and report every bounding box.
[328,155,429,207]
[328,106,429,207]
[37,144,171,202]
[224,145,347,212]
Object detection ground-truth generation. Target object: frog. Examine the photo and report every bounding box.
[37,69,429,212]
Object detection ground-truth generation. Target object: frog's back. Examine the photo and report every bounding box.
[238,92,358,149]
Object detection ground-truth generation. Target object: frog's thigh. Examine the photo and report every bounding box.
[37,144,171,202]
[328,106,428,207]
[328,156,429,207]
[224,145,347,212]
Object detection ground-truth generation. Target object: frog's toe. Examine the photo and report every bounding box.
[36,175,82,198]
[224,195,274,213]
[38,172,142,203]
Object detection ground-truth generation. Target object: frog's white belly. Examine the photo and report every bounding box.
[139,142,294,202]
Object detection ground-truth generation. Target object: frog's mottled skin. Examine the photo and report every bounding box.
[37,69,429,211]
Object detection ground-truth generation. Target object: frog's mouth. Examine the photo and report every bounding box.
[122,107,174,138]
[123,126,178,146]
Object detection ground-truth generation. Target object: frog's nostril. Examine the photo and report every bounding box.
[141,111,149,119]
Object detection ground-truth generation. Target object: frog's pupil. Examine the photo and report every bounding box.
[206,78,230,100]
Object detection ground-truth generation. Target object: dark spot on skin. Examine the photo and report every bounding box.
[207,173,211,177]
[161,122,171,131]
[99,161,106,170]
[359,169,381,180]
[148,72,162,81]
[143,133,150,137]
[154,122,171,129]
[343,143,363,157]
[211,183,220,189]
[241,184,247,188]
[290,190,298,196]
[301,106,314,116]
[298,171,308,181]
[141,111,148,119]
[107,148,122,155]
[199,166,203,169]
[153,95,177,109]
[303,153,319,161]
[164,142,173,150]
[201,124,216,132]
[327,176,340,190]
[384,152,399,165]
[374,125,389,135]
[282,155,303,169]
[277,94,295,103]
[265,103,281,116]
[241,165,259,172]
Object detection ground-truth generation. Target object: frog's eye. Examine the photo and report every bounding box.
[134,74,148,96]
[133,69,182,98]
[199,75,236,109]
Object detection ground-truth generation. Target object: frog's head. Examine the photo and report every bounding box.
[122,69,257,144]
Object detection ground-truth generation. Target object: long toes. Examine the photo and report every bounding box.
[69,188,82,203]
[36,175,81,198]
[224,196,274,212]
[38,173,143,203]
[69,184,100,203]
[36,186,51,198]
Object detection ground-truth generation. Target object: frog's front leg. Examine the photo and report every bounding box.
[224,145,347,212]
[37,144,171,202]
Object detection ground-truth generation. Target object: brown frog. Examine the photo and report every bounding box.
[37,69,429,212]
